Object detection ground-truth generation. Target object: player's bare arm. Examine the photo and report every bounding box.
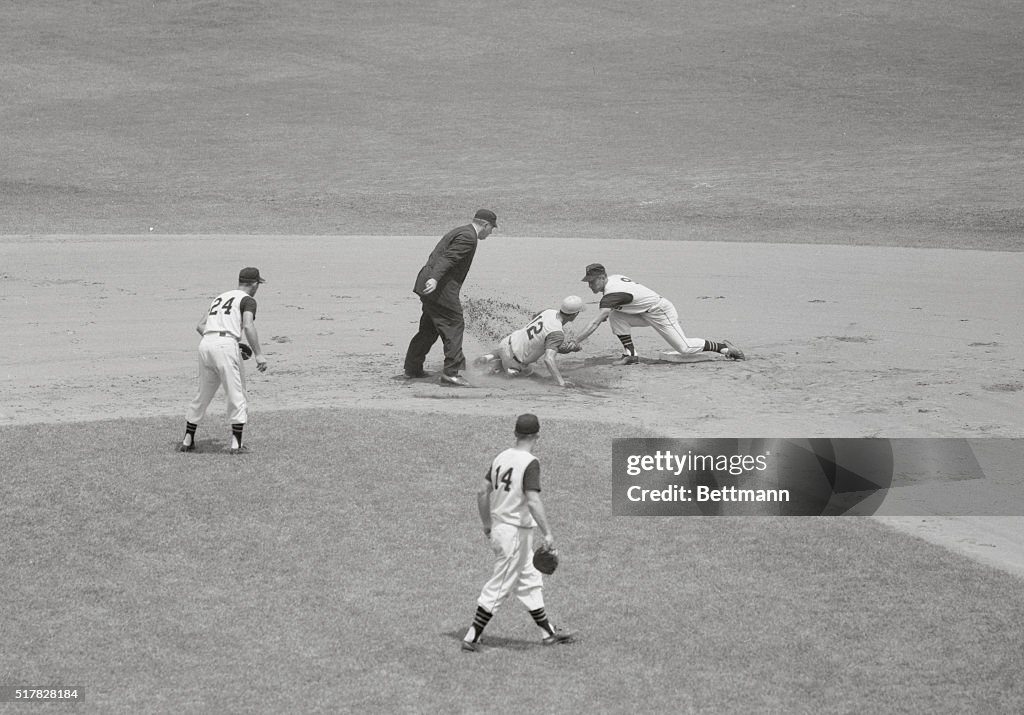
[195,312,208,336]
[541,348,571,388]
[525,491,554,549]
[241,311,268,372]
[573,307,612,343]
[477,484,492,538]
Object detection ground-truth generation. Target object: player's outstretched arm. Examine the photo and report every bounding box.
[573,307,612,343]
[241,311,268,372]
[542,349,570,388]
[526,491,554,550]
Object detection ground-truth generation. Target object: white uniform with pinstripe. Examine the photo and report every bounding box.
[604,274,706,354]
[477,447,545,613]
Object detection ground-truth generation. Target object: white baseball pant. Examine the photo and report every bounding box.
[495,337,534,376]
[477,523,545,613]
[609,297,705,354]
[186,334,248,424]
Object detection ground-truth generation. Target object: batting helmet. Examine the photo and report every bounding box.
[560,295,584,315]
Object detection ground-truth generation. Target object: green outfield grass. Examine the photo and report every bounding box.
[2,409,1023,713]
[3,0,1023,247]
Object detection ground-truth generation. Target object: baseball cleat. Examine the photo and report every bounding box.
[439,374,473,387]
[542,628,576,646]
[722,341,745,360]
[503,366,536,379]
[614,354,639,365]
[177,442,195,453]
[404,369,430,379]
[460,640,483,653]
[473,356,502,374]
[229,445,250,455]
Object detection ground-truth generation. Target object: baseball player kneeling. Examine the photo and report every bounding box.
[461,414,575,652]
[573,263,745,364]
[473,296,584,388]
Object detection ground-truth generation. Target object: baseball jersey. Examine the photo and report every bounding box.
[204,289,257,340]
[484,447,542,528]
[599,274,661,314]
[508,309,565,365]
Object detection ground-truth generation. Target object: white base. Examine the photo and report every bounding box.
[658,350,714,363]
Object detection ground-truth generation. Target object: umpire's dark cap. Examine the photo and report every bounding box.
[581,263,606,281]
[474,209,498,227]
[515,413,540,435]
[239,267,266,283]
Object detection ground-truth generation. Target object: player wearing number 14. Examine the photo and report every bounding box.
[177,267,268,454]
[461,414,575,652]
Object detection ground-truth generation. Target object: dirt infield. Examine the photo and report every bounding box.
[3,233,1022,576]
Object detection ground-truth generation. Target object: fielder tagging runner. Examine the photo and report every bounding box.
[461,414,575,652]
[573,263,745,363]
[474,296,585,388]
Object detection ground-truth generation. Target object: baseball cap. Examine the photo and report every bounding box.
[559,295,584,315]
[474,209,498,227]
[239,267,266,283]
[581,263,606,281]
[515,413,540,435]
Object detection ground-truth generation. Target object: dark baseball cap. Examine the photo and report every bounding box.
[239,267,266,283]
[474,209,498,227]
[515,413,540,435]
[581,263,606,281]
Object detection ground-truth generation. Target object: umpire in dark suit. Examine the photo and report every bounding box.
[404,209,498,386]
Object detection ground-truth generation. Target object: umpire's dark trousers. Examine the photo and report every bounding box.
[404,297,466,376]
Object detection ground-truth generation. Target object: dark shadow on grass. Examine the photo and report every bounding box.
[442,629,537,652]
[172,438,221,454]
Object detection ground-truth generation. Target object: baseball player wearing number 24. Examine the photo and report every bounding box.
[573,263,745,364]
[178,267,268,455]
[461,414,575,652]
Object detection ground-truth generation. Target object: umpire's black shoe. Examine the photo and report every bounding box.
[542,628,576,646]
[404,369,429,379]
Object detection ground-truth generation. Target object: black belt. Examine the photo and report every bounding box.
[507,336,524,364]
[205,331,238,340]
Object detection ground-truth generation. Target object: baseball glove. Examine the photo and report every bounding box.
[533,544,560,575]
[239,343,253,360]
[557,339,582,354]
